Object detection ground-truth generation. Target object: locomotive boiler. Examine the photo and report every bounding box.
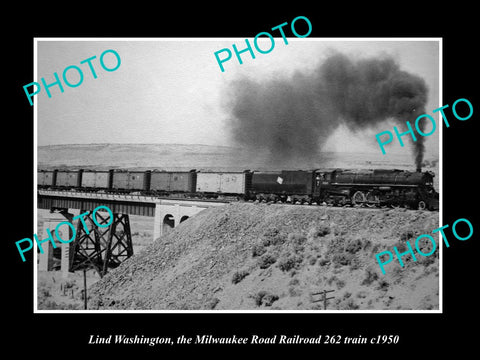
[316,169,438,210]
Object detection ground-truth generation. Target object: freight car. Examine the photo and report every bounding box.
[195,171,252,198]
[55,169,82,189]
[149,170,197,196]
[81,170,111,190]
[38,170,56,187]
[110,169,150,192]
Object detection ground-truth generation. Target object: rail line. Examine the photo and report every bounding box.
[38,189,437,211]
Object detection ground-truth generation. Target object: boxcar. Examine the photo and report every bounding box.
[55,170,81,188]
[150,170,196,193]
[196,171,251,195]
[37,170,55,187]
[81,170,110,189]
[111,170,149,191]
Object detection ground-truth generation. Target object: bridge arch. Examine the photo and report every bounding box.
[162,214,175,235]
[152,201,225,241]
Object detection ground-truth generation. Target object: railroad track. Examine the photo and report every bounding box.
[38,189,438,211]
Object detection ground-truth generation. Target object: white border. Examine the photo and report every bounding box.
[438,38,443,313]
[33,41,38,312]
[33,37,443,314]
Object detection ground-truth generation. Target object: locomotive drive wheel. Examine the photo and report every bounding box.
[365,191,379,208]
[417,200,427,210]
[352,191,366,206]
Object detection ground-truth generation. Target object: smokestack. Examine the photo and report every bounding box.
[226,52,429,168]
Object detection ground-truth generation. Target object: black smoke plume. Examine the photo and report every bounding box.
[226,52,428,169]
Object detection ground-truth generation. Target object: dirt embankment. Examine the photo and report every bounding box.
[88,203,439,310]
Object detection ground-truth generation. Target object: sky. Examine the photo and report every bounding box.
[36,38,440,156]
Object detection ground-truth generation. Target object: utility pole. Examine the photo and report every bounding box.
[312,289,335,310]
[83,268,87,310]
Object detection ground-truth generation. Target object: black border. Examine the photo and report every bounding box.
[6,6,478,355]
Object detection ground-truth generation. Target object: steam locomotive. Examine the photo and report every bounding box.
[37,168,439,210]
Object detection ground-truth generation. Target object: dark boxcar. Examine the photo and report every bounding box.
[81,170,110,189]
[111,170,149,191]
[251,170,314,195]
[55,170,82,188]
[150,170,196,193]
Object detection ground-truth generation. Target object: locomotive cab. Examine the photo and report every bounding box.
[313,173,323,194]
[312,172,328,200]
[313,171,344,204]
[420,171,439,210]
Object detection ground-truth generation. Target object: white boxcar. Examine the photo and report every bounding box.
[196,172,247,194]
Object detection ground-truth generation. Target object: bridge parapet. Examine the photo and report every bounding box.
[38,189,230,207]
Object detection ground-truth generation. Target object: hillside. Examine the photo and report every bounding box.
[37,143,438,171]
[88,203,439,311]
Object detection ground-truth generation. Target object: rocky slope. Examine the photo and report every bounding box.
[88,203,439,311]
